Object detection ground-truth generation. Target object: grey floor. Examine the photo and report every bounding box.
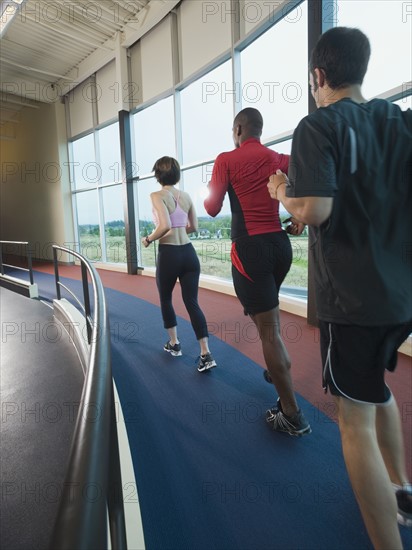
[0,287,84,550]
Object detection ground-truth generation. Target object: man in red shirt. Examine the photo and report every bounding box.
[205,107,310,436]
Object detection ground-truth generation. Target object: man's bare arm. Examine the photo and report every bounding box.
[268,171,333,226]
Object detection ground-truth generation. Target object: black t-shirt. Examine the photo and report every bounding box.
[287,98,412,325]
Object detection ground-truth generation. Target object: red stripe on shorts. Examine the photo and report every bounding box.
[231,242,254,282]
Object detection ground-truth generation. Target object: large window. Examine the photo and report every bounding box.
[71,122,125,263]
[71,134,95,191]
[240,1,308,140]
[135,176,159,268]
[75,190,102,261]
[336,0,411,98]
[102,185,126,263]
[268,139,308,291]
[98,123,121,185]
[131,96,177,267]
[132,96,176,177]
[183,165,232,279]
[179,59,234,278]
[180,60,234,165]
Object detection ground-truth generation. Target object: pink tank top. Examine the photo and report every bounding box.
[168,191,188,228]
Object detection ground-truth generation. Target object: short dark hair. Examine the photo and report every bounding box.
[152,156,180,186]
[310,27,371,89]
[234,107,263,137]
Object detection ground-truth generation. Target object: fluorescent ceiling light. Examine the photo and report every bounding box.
[0,0,27,37]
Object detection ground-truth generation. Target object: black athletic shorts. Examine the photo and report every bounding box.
[231,231,292,316]
[319,320,412,404]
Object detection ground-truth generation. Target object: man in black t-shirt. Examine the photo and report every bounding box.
[268,27,412,549]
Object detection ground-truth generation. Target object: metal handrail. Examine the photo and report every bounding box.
[50,245,127,550]
[0,240,34,284]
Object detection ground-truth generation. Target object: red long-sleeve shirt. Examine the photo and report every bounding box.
[204,138,289,240]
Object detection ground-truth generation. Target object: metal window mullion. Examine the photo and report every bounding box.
[67,139,80,253]
[170,10,181,87]
[90,74,99,127]
[174,91,184,183]
[119,110,138,274]
[232,48,242,117]
[129,114,143,268]
[132,179,142,267]
[306,0,325,326]
[322,0,337,32]
[95,130,107,263]
[64,94,72,139]
[97,188,107,263]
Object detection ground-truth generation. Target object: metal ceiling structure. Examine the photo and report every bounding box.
[0,0,179,138]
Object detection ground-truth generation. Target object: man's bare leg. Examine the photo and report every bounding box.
[376,395,409,487]
[336,396,403,550]
[250,307,298,417]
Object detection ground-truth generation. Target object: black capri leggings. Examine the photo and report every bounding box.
[156,243,208,340]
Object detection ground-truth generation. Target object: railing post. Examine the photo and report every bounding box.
[81,262,92,344]
[0,243,4,277]
[26,244,34,285]
[53,247,61,300]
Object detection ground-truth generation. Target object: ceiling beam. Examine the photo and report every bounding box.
[0,94,40,108]
[54,1,180,98]
[0,57,75,80]
[21,13,115,51]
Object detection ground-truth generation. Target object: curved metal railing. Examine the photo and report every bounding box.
[50,245,127,550]
[0,240,34,283]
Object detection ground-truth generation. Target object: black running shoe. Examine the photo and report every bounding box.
[197,353,217,372]
[263,370,272,384]
[266,398,311,436]
[164,341,182,357]
[396,484,412,528]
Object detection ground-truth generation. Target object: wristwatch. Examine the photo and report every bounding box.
[145,236,152,245]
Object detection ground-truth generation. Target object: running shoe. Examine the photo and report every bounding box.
[396,484,412,528]
[164,341,182,357]
[263,370,272,383]
[197,353,217,372]
[266,398,311,436]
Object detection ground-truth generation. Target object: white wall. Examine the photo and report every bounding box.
[140,16,174,101]
[179,0,232,80]
[96,60,118,124]
[0,102,74,260]
[69,78,95,137]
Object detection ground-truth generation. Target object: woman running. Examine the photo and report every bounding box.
[142,156,217,372]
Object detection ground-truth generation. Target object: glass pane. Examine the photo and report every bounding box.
[268,139,307,292]
[336,1,412,98]
[71,133,97,190]
[137,177,160,268]
[240,1,308,140]
[98,123,121,184]
[268,140,291,217]
[102,185,126,264]
[180,61,234,165]
[132,96,176,177]
[183,165,232,280]
[393,96,412,111]
[268,139,292,156]
[75,190,102,261]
